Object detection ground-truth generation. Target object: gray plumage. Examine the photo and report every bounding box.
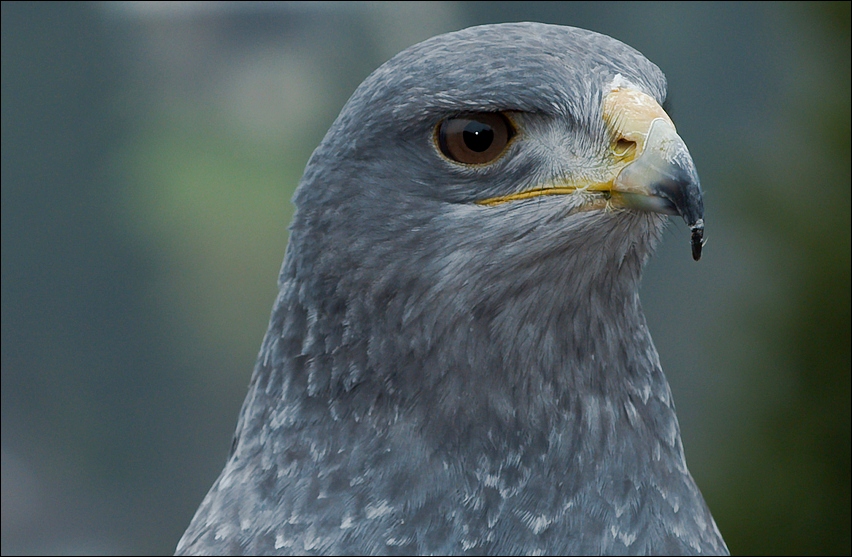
[177,22,728,555]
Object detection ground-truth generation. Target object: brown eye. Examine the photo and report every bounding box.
[437,113,514,165]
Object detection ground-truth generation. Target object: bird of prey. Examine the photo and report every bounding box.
[176,22,727,556]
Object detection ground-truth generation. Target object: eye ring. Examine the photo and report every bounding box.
[436,112,515,165]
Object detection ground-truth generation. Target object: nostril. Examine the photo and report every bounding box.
[614,138,636,156]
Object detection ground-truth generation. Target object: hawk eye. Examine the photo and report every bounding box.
[437,113,514,165]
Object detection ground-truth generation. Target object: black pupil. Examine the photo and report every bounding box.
[462,121,494,152]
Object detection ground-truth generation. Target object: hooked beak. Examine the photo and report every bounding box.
[612,117,705,260]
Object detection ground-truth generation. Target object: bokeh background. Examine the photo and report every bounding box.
[2,2,849,554]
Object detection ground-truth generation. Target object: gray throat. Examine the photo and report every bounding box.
[177,206,726,555]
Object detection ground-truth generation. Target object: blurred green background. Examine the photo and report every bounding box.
[2,2,849,554]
